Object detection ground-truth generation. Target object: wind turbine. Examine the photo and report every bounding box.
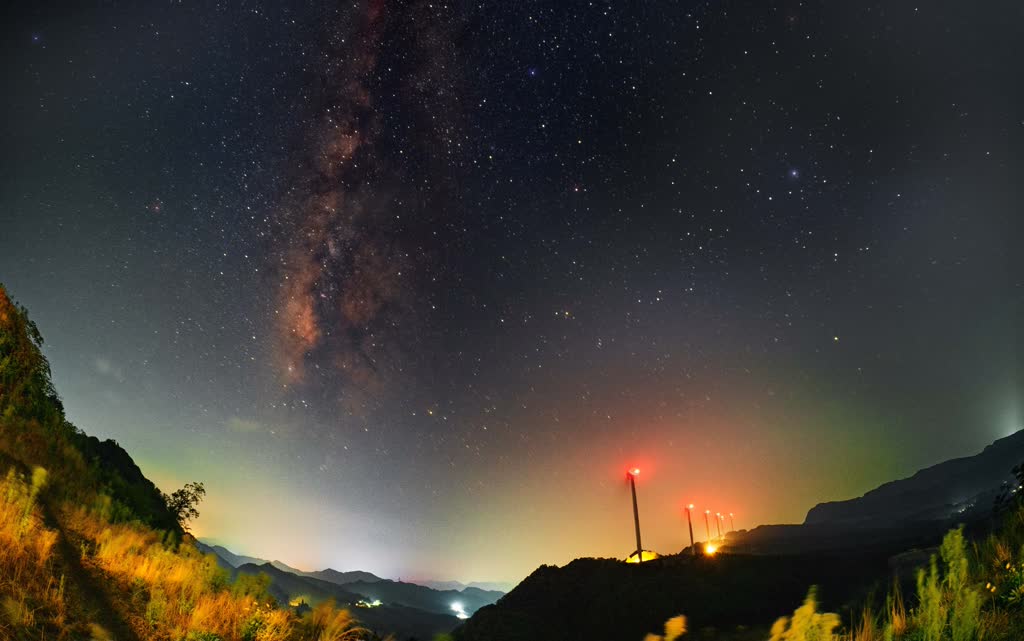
[627,468,644,562]
[685,504,696,555]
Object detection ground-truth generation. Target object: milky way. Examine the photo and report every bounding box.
[274,1,462,409]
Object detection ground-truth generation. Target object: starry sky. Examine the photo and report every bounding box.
[0,1,1019,584]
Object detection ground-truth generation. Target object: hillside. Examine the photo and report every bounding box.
[804,430,1024,526]
[719,432,1021,556]
[0,285,393,640]
[454,551,891,641]
[234,563,462,640]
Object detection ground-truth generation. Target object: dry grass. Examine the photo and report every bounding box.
[65,503,298,640]
[0,467,65,633]
[849,608,880,641]
[0,463,374,640]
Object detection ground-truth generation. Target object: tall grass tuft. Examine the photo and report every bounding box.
[642,614,687,641]
[856,526,989,641]
[308,599,375,641]
[908,527,982,641]
[852,607,881,641]
[769,586,840,641]
[0,467,62,629]
[883,580,908,641]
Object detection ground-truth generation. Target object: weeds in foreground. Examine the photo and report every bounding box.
[897,527,982,641]
[852,607,881,641]
[643,615,687,641]
[883,581,909,640]
[769,587,840,641]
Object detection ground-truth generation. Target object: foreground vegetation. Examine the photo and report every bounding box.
[0,285,383,640]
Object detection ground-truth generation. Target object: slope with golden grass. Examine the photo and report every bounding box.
[0,284,383,640]
[0,466,63,637]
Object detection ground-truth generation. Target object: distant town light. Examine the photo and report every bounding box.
[451,602,468,619]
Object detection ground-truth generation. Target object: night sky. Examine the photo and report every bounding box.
[0,1,1019,584]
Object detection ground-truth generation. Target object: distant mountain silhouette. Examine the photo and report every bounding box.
[197,540,384,585]
[234,563,459,640]
[804,430,1024,525]
[722,431,1024,554]
[338,579,502,616]
[306,568,383,585]
[195,541,271,568]
[269,559,309,575]
[412,579,517,593]
[198,540,505,617]
[234,562,366,604]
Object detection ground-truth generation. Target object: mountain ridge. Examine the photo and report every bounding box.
[202,541,505,617]
[198,538,509,598]
[411,579,517,593]
[803,430,1024,526]
[233,562,461,640]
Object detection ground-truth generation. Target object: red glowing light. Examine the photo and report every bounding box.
[628,467,640,477]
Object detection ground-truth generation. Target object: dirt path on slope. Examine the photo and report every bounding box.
[40,502,142,641]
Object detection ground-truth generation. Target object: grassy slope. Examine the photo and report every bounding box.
[0,285,377,640]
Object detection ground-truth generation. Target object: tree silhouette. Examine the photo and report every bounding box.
[162,481,206,531]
